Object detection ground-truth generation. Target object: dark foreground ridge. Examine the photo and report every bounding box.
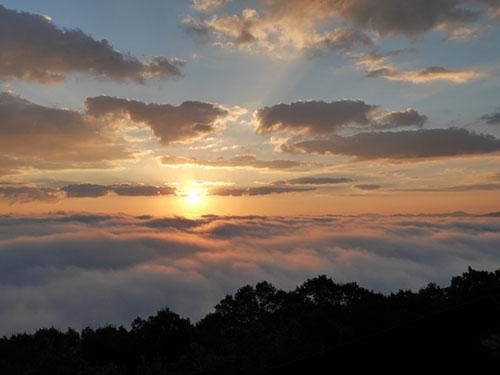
[2,267,500,374]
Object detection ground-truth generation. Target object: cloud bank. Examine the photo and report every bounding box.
[1,212,500,335]
[279,128,500,160]
[0,5,184,83]
[0,182,318,203]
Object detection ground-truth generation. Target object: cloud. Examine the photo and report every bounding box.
[365,65,480,83]
[279,128,500,160]
[393,183,500,192]
[85,96,229,145]
[186,0,496,55]
[350,48,417,68]
[255,100,379,135]
[60,184,177,199]
[351,48,479,85]
[333,0,481,37]
[0,92,132,175]
[254,100,428,135]
[185,3,374,55]
[0,213,500,335]
[0,184,178,203]
[208,186,315,196]
[375,108,428,129]
[192,0,231,11]
[355,184,381,190]
[161,154,327,171]
[112,185,177,197]
[0,157,32,177]
[480,110,500,125]
[0,187,62,203]
[272,177,353,185]
[61,184,111,198]
[306,28,374,56]
[0,5,184,83]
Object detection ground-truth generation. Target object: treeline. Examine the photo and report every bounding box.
[1,267,500,374]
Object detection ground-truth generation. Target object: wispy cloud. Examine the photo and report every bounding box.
[208,186,315,196]
[272,177,353,186]
[161,154,328,171]
[365,66,480,84]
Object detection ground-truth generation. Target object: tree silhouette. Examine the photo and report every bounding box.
[1,267,500,374]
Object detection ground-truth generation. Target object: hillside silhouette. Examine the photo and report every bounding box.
[2,267,500,374]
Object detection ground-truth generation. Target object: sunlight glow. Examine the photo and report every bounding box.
[182,187,207,206]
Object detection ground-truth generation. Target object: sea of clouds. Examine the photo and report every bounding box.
[0,212,499,336]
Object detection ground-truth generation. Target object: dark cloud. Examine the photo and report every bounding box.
[1,184,178,203]
[183,16,214,38]
[376,108,427,129]
[255,100,378,135]
[62,184,178,199]
[307,28,374,56]
[62,184,110,198]
[208,186,315,196]
[161,154,327,170]
[0,213,499,335]
[279,128,500,160]
[273,177,353,185]
[0,92,132,174]
[85,96,229,145]
[366,65,479,83]
[112,185,177,197]
[0,5,184,83]
[335,0,481,37]
[0,187,62,203]
[480,110,500,125]
[355,184,381,190]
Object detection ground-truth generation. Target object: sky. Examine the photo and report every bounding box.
[0,0,500,334]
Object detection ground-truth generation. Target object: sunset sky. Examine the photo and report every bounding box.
[1,0,500,334]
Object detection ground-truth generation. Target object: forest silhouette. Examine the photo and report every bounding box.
[2,267,500,374]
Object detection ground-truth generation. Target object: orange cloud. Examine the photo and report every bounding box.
[365,66,480,84]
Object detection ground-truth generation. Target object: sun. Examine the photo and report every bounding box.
[182,187,206,206]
